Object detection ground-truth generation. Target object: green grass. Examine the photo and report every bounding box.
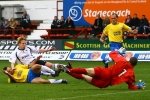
[0,61,150,100]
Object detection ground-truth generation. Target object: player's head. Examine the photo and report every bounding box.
[97,13,100,18]
[17,36,27,49]
[23,11,27,15]
[111,13,118,25]
[3,66,13,75]
[129,57,138,67]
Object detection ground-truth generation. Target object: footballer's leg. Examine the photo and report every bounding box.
[40,71,61,77]
[31,64,60,77]
[82,74,92,84]
[35,60,67,72]
[31,77,68,84]
[40,65,61,77]
[66,62,72,69]
[31,64,42,74]
[59,61,72,72]
[45,61,67,71]
[86,68,95,77]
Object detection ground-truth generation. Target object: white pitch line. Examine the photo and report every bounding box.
[47,90,150,100]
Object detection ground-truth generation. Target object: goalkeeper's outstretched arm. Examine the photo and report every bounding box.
[127,80,146,90]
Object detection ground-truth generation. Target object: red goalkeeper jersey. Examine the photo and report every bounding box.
[108,51,138,90]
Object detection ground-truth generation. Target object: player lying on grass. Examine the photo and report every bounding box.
[2,56,68,84]
[64,50,146,90]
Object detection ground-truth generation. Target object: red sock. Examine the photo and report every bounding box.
[70,68,87,74]
[69,72,83,79]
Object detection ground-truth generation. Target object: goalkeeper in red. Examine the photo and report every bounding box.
[64,50,146,90]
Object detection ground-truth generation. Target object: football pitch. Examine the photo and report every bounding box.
[0,61,150,100]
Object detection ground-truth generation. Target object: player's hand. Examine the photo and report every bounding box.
[101,39,107,44]
[12,68,16,70]
[118,47,126,55]
[37,55,42,60]
[2,70,8,74]
[49,47,56,51]
[11,68,16,74]
[132,29,138,34]
[137,80,146,89]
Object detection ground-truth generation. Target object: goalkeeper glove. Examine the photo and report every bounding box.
[118,47,126,55]
[136,80,146,89]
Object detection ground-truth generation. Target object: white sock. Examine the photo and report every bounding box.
[52,64,65,69]
[41,65,55,75]
[48,79,63,84]
[52,64,59,69]
[41,71,51,76]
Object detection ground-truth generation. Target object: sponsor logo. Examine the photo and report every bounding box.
[84,9,130,18]
[0,50,70,61]
[101,53,109,59]
[0,40,55,45]
[135,53,150,60]
[69,6,82,21]
[64,41,74,49]
[59,55,64,59]
[51,51,69,54]
[0,40,62,50]
[69,52,101,60]
[70,53,90,59]
[90,52,101,59]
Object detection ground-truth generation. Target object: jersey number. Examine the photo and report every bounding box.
[118,69,127,77]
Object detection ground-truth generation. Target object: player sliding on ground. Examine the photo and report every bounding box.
[2,56,68,84]
[63,49,146,90]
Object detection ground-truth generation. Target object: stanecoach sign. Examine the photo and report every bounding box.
[0,40,62,50]
[63,0,150,26]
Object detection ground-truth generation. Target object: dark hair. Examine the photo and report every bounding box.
[112,13,118,18]
[3,66,7,70]
[129,57,138,66]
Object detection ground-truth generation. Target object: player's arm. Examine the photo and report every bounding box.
[109,51,126,62]
[126,75,146,90]
[100,26,108,44]
[127,82,138,90]
[27,45,55,53]
[126,78,140,90]
[100,34,107,44]
[39,47,56,53]
[129,29,138,34]
[9,51,17,70]
[2,70,16,83]
[128,83,146,90]
[11,63,15,70]
[123,24,137,34]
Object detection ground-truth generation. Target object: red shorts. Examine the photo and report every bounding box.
[91,67,111,88]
